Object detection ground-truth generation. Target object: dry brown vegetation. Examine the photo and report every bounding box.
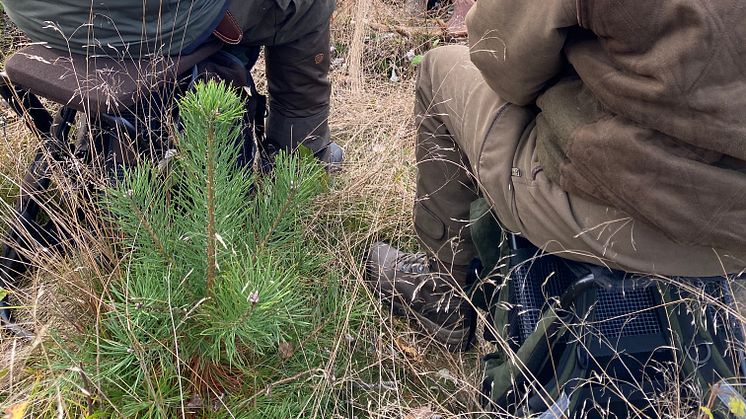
[0,1,492,417]
[2,1,746,418]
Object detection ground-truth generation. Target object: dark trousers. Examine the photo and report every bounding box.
[226,20,332,158]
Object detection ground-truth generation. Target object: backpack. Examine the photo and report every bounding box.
[468,198,746,418]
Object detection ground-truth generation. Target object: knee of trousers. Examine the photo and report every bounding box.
[414,200,476,266]
[416,45,470,88]
[414,201,447,244]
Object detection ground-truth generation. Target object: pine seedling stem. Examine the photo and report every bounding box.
[206,122,217,291]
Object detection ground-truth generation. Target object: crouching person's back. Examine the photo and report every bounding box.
[2,0,227,57]
[1,0,344,164]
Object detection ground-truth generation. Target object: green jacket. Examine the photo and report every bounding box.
[466,0,746,252]
[1,0,334,57]
[2,0,227,56]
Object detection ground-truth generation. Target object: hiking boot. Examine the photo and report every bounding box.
[317,141,344,173]
[366,242,475,351]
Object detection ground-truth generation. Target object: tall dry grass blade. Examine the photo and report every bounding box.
[347,0,370,93]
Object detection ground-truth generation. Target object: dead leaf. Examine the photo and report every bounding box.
[185,392,202,416]
[4,401,29,419]
[394,337,422,362]
[435,368,458,385]
[404,406,441,419]
[278,341,294,360]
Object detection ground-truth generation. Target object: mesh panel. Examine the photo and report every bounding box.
[595,286,660,338]
[511,256,572,343]
[509,255,741,346]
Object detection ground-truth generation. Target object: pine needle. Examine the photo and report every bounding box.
[205,122,216,291]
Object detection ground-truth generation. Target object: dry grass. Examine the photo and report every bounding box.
[302,2,490,416]
[1,1,746,418]
[0,1,487,417]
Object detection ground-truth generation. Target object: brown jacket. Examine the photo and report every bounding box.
[467,0,746,251]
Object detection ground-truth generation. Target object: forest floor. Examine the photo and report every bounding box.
[4,2,742,418]
[0,1,496,418]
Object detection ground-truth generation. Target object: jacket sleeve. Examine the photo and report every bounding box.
[466,0,578,106]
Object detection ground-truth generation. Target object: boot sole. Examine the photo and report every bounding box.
[384,298,472,352]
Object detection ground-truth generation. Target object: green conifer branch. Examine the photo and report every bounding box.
[128,198,173,266]
[206,121,217,291]
[79,81,333,416]
[105,164,175,267]
[257,185,298,252]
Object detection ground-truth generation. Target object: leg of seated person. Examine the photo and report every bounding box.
[413,47,483,275]
[410,45,535,275]
[367,45,535,349]
[265,23,335,161]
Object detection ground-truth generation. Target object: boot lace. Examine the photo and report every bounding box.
[394,252,430,274]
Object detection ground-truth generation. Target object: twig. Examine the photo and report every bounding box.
[242,368,326,406]
[348,0,370,92]
[368,22,443,38]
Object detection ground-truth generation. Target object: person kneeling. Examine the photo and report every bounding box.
[368,0,746,350]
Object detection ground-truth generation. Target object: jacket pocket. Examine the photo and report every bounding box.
[213,10,243,44]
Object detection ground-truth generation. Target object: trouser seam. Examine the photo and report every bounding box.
[476,102,511,183]
[476,102,513,235]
